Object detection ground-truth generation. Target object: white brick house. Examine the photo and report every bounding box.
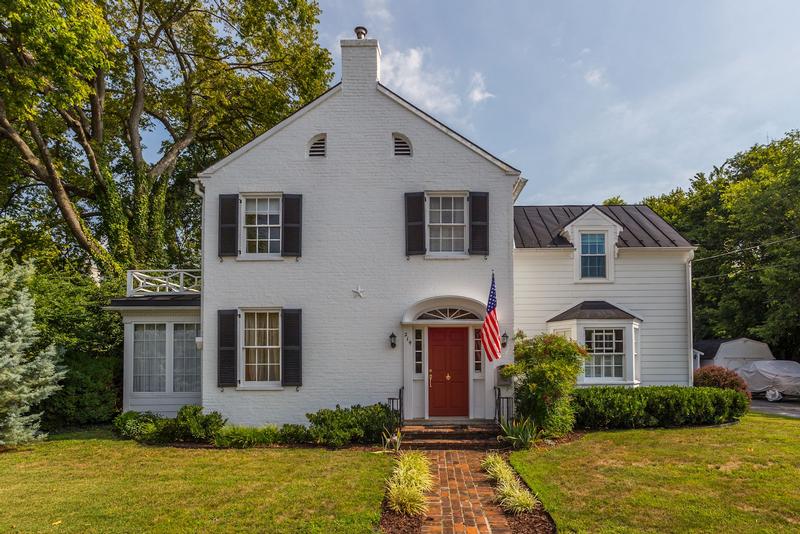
[108,29,695,424]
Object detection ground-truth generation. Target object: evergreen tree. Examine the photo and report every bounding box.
[0,249,64,447]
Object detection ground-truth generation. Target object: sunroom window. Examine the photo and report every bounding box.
[584,328,624,378]
[132,322,200,393]
[580,233,607,278]
[428,195,466,253]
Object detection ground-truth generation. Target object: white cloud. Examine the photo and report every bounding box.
[583,68,608,88]
[364,0,392,28]
[467,72,494,104]
[580,48,592,55]
[381,47,462,117]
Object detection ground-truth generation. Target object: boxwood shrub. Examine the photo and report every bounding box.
[112,406,226,444]
[306,403,397,448]
[573,386,749,429]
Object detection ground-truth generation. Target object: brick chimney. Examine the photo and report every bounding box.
[340,26,381,95]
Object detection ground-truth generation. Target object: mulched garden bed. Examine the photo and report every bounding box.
[379,500,422,534]
[507,502,557,533]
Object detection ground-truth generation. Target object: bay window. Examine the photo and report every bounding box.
[584,328,624,379]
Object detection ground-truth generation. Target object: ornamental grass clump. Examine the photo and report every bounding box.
[385,451,434,516]
[481,453,538,515]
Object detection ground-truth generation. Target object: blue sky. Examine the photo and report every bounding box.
[317,0,800,204]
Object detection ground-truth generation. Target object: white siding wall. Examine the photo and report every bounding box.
[514,248,693,385]
[199,70,517,425]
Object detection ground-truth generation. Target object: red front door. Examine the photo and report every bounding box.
[428,327,469,417]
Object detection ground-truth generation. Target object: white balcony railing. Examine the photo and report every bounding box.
[126,269,201,297]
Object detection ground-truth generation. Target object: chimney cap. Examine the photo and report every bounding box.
[354,26,368,39]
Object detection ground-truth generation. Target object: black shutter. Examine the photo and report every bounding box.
[405,192,426,255]
[218,309,238,387]
[469,192,489,255]
[281,309,302,387]
[218,194,239,257]
[281,194,302,257]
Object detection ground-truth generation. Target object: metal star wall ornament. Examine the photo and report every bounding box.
[352,285,366,298]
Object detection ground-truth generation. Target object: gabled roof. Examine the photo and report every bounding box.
[548,301,642,322]
[377,83,521,175]
[196,80,525,179]
[198,83,342,176]
[514,205,693,248]
[693,338,750,359]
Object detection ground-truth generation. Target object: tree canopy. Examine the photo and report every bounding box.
[0,0,333,275]
[645,131,800,359]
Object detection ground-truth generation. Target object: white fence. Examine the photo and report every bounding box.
[127,270,201,296]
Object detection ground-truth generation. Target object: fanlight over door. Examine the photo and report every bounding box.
[416,308,480,321]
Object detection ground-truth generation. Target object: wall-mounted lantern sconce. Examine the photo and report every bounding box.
[389,332,397,348]
[501,332,509,348]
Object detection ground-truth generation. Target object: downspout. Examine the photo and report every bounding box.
[686,251,695,385]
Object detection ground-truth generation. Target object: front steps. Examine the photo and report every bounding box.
[400,420,503,450]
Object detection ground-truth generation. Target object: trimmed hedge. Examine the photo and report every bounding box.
[573,386,749,429]
[306,403,397,448]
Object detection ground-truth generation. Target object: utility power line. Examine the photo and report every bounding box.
[693,261,793,281]
[692,234,800,263]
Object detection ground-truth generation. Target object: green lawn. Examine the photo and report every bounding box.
[0,429,392,533]
[511,413,800,533]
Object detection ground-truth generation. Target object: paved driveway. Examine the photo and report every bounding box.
[750,399,800,418]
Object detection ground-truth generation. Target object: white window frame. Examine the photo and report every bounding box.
[238,308,283,390]
[573,228,615,282]
[583,327,625,381]
[239,193,282,260]
[414,328,424,375]
[473,328,484,376]
[425,192,469,258]
[131,321,202,394]
[546,318,640,386]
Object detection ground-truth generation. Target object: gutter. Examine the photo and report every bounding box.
[686,252,695,385]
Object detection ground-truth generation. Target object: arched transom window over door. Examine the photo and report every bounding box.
[416,308,480,321]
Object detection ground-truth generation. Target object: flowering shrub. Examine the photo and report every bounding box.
[501,332,588,437]
[694,365,752,400]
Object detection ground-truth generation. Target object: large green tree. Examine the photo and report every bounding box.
[0,0,332,275]
[645,131,800,359]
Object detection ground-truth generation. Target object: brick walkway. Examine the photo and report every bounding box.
[422,450,511,534]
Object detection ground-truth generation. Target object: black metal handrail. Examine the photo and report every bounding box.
[494,386,514,424]
[387,386,404,430]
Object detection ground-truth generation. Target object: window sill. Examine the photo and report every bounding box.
[235,384,284,391]
[578,380,640,387]
[574,278,614,284]
[424,254,470,260]
[235,255,284,262]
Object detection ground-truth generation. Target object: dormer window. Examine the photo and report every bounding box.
[393,134,412,156]
[308,134,326,157]
[580,233,607,278]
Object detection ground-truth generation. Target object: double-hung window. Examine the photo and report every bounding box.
[132,323,200,393]
[428,195,466,254]
[580,233,607,278]
[243,197,281,255]
[584,328,624,379]
[243,311,281,384]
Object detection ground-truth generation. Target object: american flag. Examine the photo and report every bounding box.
[480,273,502,362]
